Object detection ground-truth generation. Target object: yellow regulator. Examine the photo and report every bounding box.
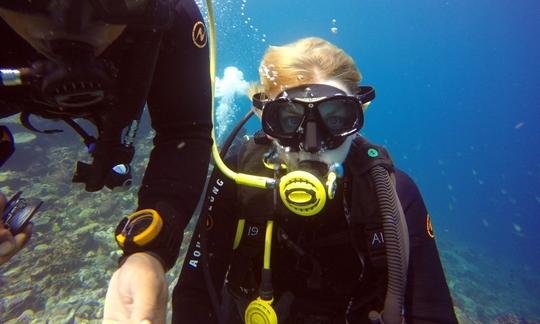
[245,297,278,324]
[278,170,327,217]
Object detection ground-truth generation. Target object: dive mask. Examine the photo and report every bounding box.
[253,84,375,152]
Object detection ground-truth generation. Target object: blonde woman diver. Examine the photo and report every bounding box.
[173,37,458,324]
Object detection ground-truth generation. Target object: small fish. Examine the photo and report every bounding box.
[512,223,526,238]
[515,122,525,129]
[482,219,489,227]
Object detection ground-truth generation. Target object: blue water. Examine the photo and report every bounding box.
[209,0,540,320]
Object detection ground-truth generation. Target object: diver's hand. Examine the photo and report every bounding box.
[0,193,33,266]
[103,252,168,324]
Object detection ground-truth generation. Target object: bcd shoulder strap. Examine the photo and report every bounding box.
[236,134,275,219]
[345,135,395,270]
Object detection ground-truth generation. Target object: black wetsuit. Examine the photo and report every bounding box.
[0,1,211,268]
[173,138,458,324]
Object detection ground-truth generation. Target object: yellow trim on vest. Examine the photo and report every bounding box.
[263,220,273,270]
[233,218,246,250]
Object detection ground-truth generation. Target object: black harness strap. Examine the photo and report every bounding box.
[346,136,395,270]
[20,111,63,134]
[227,218,269,299]
[62,117,96,148]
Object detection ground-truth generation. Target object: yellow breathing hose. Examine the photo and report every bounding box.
[263,220,273,269]
[204,0,275,190]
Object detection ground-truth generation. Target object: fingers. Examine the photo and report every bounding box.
[0,222,16,265]
[21,222,33,241]
[0,238,15,257]
[13,228,30,251]
[0,192,6,209]
[0,223,15,257]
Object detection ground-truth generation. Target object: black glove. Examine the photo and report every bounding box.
[72,142,134,192]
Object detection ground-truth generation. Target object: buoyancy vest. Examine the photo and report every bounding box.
[226,133,396,321]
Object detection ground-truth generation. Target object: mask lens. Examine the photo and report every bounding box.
[279,101,304,134]
[262,100,305,138]
[318,98,361,136]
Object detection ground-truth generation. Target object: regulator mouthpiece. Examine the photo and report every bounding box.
[278,162,343,217]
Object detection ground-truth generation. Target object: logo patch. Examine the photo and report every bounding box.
[192,21,207,48]
[426,214,435,238]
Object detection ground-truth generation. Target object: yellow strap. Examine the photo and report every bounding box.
[233,219,246,250]
[263,220,273,269]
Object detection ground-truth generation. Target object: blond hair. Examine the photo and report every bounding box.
[250,37,362,99]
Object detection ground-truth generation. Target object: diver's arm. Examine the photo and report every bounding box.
[172,164,239,323]
[395,170,458,324]
[136,0,212,271]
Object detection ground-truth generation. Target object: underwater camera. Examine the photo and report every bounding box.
[2,191,42,235]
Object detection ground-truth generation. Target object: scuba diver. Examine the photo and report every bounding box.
[172,37,459,323]
[1,0,212,312]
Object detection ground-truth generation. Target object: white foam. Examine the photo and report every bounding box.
[215,66,250,141]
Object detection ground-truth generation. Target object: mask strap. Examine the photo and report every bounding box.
[357,86,376,103]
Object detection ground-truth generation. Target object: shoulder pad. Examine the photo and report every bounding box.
[346,136,394,176]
